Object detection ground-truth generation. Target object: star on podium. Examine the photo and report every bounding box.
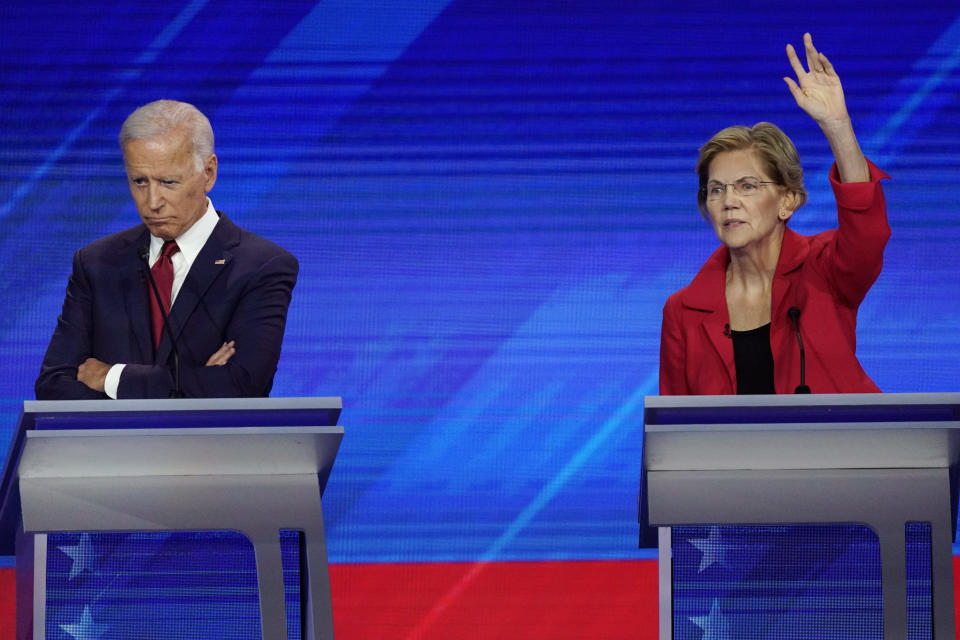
[58,533,99,579]
[691,598,730,640]
[689,526,728,572]
[60,606,108,640]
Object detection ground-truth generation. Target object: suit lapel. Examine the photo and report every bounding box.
[120,230,154,362]
[702,313,736,391]
[684,245,736,391]
[156,214,238,364]
[772,228,806,322]
[770,229,808,393]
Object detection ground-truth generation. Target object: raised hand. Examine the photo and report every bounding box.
[783,33,850,129]
[784,33,868,183]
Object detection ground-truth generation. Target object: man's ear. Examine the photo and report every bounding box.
[203,154,218,193]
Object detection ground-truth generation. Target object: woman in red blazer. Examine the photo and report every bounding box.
[659,33,890,395]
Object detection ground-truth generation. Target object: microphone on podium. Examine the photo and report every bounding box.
[788,306,811,394]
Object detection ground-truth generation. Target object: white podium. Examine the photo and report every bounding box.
[640,392,960,640]
[0,397,343,640]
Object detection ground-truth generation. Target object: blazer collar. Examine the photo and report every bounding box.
[677,227,810,392]
[776,227,808,276]
[680,227,810,313]
[681,245,727,312]
[770,227,810,328]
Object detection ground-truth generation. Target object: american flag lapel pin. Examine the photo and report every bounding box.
[215,259,226,265]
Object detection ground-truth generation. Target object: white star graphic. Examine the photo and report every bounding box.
[688,526,727,572]
[60,606,108,640]
[691,598,730,640]
[58,533,99,579]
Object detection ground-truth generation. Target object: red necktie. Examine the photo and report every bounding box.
[150,241,180,350]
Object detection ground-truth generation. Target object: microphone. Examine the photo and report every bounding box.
[788,306,811,394]
[139,245,183,398]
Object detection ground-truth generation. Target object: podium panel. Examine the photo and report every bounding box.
[640,393,960,640]
[0,398,343,640]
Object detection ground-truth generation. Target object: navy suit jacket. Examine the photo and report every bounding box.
[36,213,298,399]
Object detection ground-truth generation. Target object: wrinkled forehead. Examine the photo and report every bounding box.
[123,129,196,174]
[707,148,770,183]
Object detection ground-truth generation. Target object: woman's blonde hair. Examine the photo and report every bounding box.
[696,122,806,216]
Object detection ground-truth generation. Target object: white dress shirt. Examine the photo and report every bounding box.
[104,199,220,398]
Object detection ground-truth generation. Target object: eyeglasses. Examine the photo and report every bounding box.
[703,177,777,201]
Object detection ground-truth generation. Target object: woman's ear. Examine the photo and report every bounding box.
[779,192,801,221]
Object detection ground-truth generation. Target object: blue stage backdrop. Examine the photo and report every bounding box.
[2,1,959,638]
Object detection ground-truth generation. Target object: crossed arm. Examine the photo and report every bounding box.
[36,242,297,400]
[76,340,236,393]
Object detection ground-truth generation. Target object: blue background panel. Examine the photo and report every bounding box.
[2,1,959,637]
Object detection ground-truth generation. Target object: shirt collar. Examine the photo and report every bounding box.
[149,198,219,264]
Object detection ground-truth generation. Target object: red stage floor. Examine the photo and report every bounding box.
[2,557,959,638]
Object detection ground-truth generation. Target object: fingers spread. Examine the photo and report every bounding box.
[803,33,819,66]
[785,43,806,78]
[783,76,800,95]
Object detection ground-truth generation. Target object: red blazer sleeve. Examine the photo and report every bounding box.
[659,293,689,395]
[819,159,891,308]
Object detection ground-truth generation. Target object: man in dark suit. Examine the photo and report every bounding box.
[36,100,298,399]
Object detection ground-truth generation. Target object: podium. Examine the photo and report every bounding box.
[0,397,343,640]
[640,393,960,640]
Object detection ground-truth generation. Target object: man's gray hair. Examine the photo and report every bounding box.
[119,100,214,172]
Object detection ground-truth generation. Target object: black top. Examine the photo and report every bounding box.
[731,323,776,394]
